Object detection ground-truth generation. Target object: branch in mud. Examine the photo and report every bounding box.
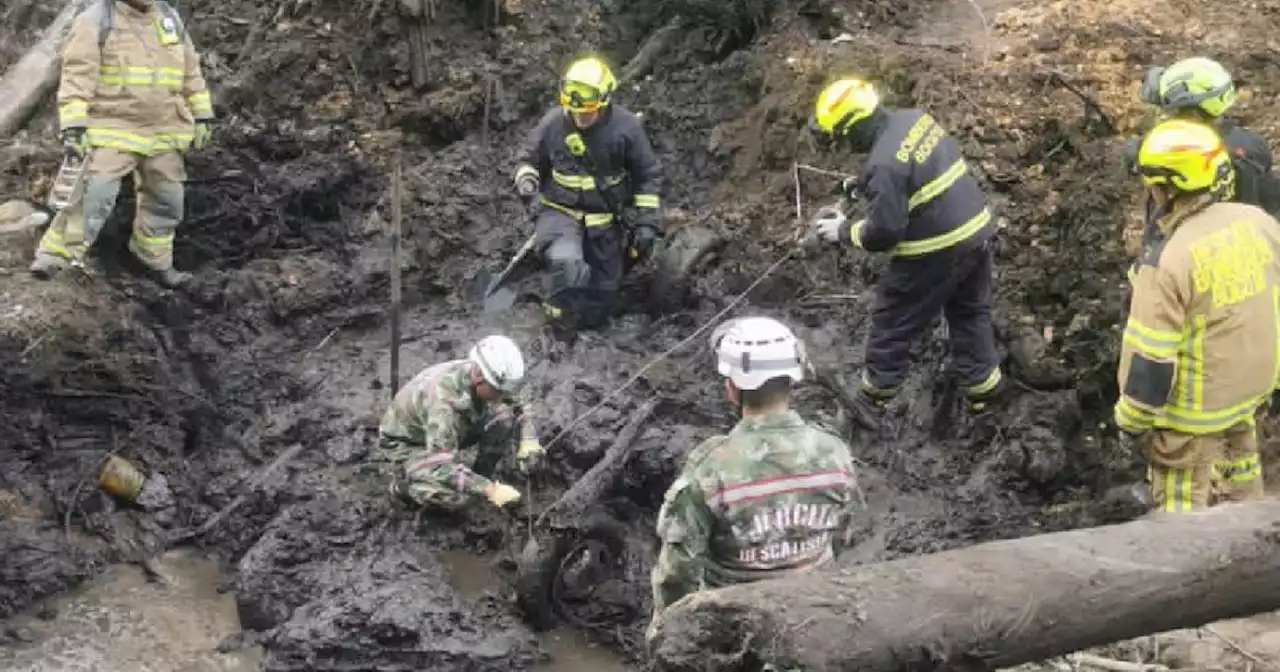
[1041,69,1115,136]
[0,0,89,137]
[534,398,658,529]
[650,500,1280,672]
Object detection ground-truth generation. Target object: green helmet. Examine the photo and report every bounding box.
[1139,57,1237,118]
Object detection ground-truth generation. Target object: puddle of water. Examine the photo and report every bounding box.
[438,549,629,672]
[0,548,262,672]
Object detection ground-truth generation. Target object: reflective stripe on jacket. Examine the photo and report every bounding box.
[1116,199,1280,435]
[851,109,992,257]
[58,1,213,155]
[513,105,662,228]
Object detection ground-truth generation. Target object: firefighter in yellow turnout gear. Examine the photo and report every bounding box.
[31,0,214,288]
[1116,118,1278,512]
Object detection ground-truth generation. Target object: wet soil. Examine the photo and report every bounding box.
[0,548,260,671]
[2,0,1280,668]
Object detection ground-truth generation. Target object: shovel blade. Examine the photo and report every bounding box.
[484,286,519,312]
[472,268,520,312]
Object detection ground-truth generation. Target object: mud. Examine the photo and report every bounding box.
[0,549,260,671]
[1,0,1279,668]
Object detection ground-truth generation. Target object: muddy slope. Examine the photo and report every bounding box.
[3,0,1279,667]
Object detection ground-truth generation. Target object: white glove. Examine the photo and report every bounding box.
[485,482,521,507]
[515,174,539,197]
[811,205,848,243]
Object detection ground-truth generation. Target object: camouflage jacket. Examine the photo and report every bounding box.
[650,410,860,614]
[378,359,536,495]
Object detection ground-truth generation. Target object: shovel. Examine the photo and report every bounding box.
[474,233,537,312]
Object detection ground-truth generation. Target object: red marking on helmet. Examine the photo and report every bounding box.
[827,82,855,111]
[1235,147,1246,158]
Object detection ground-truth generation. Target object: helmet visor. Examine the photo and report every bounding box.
[560,81,604,113]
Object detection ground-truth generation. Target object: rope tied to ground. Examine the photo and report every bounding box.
[540,161,849,451]
[541,247,800,452]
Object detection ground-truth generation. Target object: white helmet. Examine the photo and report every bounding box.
[710,316,806,391]
[468,335,525,395]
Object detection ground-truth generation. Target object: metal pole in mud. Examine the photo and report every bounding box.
[390,158,403,396]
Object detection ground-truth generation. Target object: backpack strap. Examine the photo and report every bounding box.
[98,0,113,50]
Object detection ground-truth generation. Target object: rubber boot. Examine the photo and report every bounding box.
[29,254,67,280]
[967,374,1022,413]
[541,301,579,345]
[154,267,192,288]
[849,389,887,431]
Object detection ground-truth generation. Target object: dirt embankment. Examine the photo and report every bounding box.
[2,0,1280,668]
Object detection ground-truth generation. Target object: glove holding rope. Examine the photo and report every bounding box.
[802,204,849,248]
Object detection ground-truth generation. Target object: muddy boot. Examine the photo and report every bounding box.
[29,254,67,280]
[541,301,579,351]
[849,389,887,431]
[153,267,192,289]
[966,375,1025,414]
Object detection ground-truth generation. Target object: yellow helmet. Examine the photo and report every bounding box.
[560,57,616,114]
[1136,118,1232,194]
[1139,57,1237,118]
[811,78,880,136]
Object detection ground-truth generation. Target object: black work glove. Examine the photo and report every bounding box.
[60,128,88,159]
[839,175,861,201]
[631,223,661,260]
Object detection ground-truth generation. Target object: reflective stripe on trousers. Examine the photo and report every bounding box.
[35,148,186,270]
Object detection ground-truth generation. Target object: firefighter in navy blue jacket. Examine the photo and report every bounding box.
[512,56,663,338]
[805,78,1008,429]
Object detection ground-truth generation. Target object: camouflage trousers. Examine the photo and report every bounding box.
[378,421,516,511]
[36,148,186,271]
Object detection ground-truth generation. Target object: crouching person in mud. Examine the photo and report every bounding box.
[379,335,545,512]
[31,0,214,288]
[804,78,1009,430]
[511,56,664,343]
[646,316,862,648]
[1116,119,1279,513]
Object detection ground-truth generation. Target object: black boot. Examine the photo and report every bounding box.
[809,364,887,431]
[849,389,887,431]
[966,374,1024,413]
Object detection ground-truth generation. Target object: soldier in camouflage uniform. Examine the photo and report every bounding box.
[646,317,862,645]
[379,335,544,511]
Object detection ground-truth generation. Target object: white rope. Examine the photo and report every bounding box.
[542,248,800,451]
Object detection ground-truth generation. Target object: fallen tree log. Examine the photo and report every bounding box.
[649,500,1280,672]
[0,0,87,138]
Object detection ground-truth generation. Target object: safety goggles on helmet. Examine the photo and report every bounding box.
[560,80,608,113]
[1141,58,1238,118]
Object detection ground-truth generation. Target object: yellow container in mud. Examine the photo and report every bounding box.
[97,455,147,502]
